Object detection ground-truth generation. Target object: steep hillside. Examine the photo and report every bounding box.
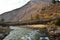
[40,3,60,19]
[0,0,52,22]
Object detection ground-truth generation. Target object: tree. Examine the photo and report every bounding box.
[0,18,5,26]
[35,14,40,20]
[0,18,5,22]
[30,15,33,20]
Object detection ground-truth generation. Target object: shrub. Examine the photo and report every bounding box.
[48,19,60,26]
[55,19,60,26]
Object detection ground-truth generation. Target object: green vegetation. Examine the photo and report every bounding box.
[35,14,40,20]
[47,19,60,26]
[0,18,5,22]
[30,14,40,20]
[30,15,33,20]
[55,19,60,26]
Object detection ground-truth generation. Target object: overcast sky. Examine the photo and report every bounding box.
[0,0,30,14]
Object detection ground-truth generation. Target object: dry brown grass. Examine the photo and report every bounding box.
[40,3,60,19]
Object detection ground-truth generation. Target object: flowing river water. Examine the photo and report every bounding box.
[3,26,49,40]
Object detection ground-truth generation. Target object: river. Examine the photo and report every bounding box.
[3,26,50,40]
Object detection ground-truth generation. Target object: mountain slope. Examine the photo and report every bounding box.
[0,0,52,22]
[40,3,60,19]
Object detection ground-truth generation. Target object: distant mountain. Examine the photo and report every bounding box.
[0,0,52,22]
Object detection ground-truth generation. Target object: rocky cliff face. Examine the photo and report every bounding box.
[0,0,52,22]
